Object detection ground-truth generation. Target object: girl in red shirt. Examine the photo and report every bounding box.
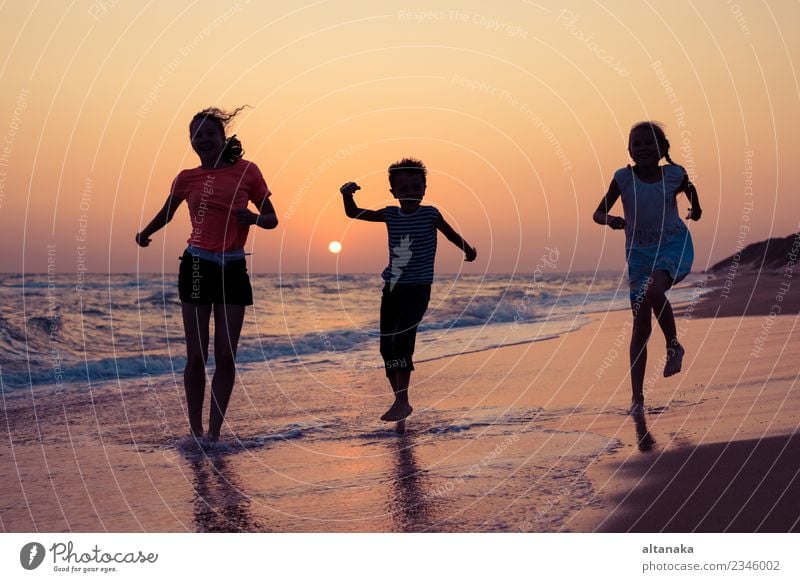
[136,107,278,442]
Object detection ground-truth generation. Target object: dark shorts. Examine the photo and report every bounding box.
[379,283,431,377]
[178,251,253,305]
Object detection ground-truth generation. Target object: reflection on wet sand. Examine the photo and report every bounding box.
[189,454,266,532]
[387,435,437,531]
[634,415,656,452]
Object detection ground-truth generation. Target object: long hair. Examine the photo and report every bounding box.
[190,106,249,164]
[629,121,677,165]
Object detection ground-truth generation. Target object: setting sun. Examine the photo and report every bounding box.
[328,241,342,254]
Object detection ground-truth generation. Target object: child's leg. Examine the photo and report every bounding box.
[181,303,212,437]
[646,271,685,376]
[386,371,409,403]
[379,285,402,395]
[207,303,246,441]
[379,285,430,422]
[647,270,678,347]
[379,287,409,420]
[629,295,652,406]
[394,370,411,404]
[381,370,413,422]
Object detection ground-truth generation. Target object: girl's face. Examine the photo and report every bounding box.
[190,117,226,165]
[628,127,665,166]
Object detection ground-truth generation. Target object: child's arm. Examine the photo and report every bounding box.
[679,176,702,221]
[136,195,183,247]
[592,179,626,230]
[436,214,477,262]
[339,182,386,222]
[236,198,279,229]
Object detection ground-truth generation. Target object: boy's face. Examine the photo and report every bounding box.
[390,172,426,203]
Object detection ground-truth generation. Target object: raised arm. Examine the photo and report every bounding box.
[593,179,626,230]
[679,176,702,221]
[339,182,385,222]
[236,197,279,229]
[436,214,477,261]
[136,194,183,247]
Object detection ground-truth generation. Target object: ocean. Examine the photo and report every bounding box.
[2,270,682,391]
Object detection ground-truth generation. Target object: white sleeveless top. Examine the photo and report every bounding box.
[614,164,689,251]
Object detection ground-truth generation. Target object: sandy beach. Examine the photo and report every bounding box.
[1,269,797,532]
[574,271,800,532]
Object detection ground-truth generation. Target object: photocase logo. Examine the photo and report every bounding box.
[20,542,46,570]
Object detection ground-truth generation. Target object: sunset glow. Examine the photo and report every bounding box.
[0,1,797,274]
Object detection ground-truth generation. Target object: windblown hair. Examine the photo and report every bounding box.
[388,157,427,187]
[190,106,249,164]
[629,121,677,165]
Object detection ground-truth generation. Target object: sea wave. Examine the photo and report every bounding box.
[0,272,631,392]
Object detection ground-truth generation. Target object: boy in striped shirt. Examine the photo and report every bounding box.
[340,158,477,422]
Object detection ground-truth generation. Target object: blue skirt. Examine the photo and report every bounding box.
[626,229,694,302]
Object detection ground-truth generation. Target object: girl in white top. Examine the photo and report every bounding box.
[593,122,702,418]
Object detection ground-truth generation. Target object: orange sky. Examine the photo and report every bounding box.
[0,1,798,274]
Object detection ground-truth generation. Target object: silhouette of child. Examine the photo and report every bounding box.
[593,122,702,418]
[136,107,278,441]
[340,158,477,422]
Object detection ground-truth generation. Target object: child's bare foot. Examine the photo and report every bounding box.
[664,343,685,377]
[206,430,220,443]
[381,401,413,422]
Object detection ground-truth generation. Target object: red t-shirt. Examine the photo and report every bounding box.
[171,159,271,252]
